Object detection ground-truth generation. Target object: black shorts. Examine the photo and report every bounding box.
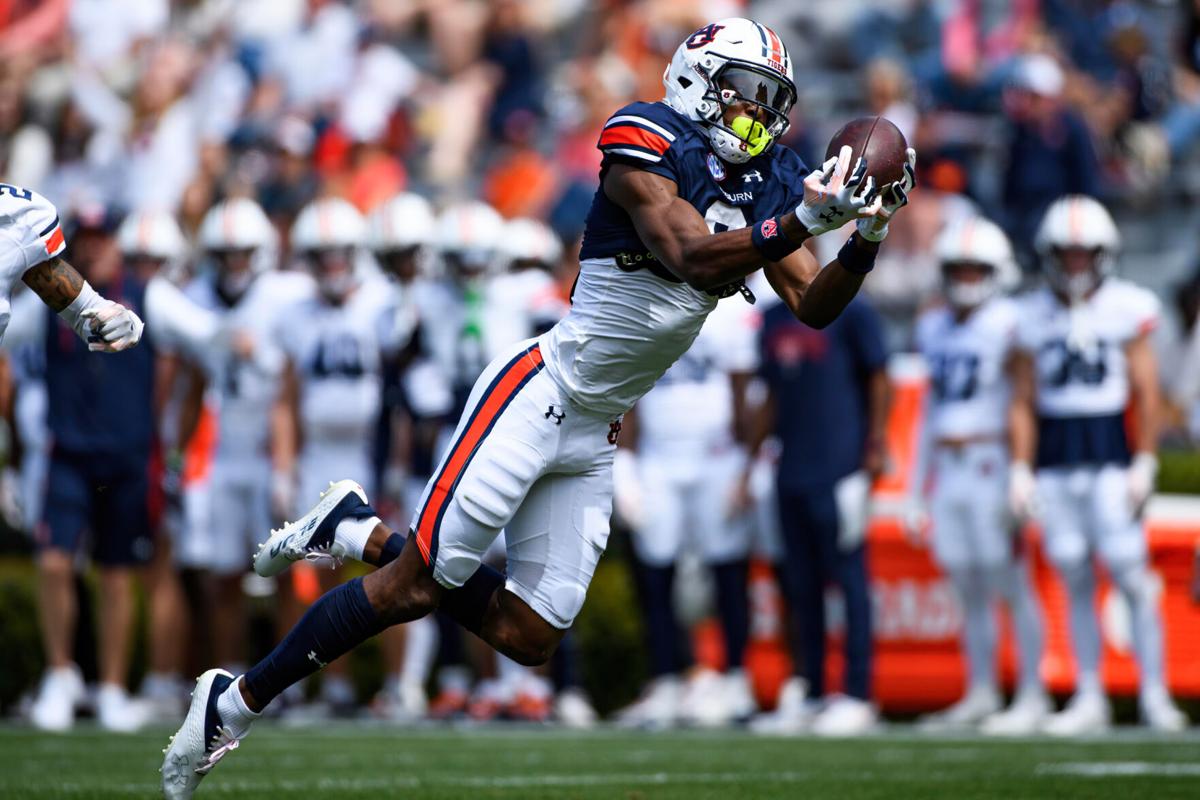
[36,447,153,566]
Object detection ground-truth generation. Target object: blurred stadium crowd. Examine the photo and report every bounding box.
[3,0,1200,736]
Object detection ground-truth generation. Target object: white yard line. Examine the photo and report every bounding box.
[1037,762,1200,777]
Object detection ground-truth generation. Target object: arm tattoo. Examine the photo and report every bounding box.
[22,256,85,312]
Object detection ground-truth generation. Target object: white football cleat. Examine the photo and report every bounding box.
[29,665,86,732]
[723,669,759,721]
[555,688,598,729]
[679,668,727,728]
[919,685,1001,730]
[811,694,879,737]
[979,687,1051,736]
[160,669,247,800]
[1041,690,1111,737]
[750,677,816,735]
[97,683,149,733]
[253,479,370,577]
[1141,688,1188,732]
[615,676,682,729]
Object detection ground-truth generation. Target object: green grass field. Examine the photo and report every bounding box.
[2,723,1199,799]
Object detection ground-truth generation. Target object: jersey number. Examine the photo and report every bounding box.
[1039,339,1108,388]
[0,184,32,201]
[312,335,365,378]
[704,201,749,234]
[930,353,980,402]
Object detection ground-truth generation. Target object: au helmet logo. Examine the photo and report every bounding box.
[685,23,725,49]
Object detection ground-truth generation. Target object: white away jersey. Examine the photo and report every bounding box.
[0,185,65,339]
[540,259,718,416]
[1014,278,1159,418]
[915,297,1017,440]
[187,270,315,469]
[279,279,401,445]
[637,297,759,456]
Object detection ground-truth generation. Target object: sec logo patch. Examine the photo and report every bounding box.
[707,153,725,181]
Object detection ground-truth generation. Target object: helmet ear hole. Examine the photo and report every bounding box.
[677,76,692,89]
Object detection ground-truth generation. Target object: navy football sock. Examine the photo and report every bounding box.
[551,632,582,690]
[712,558,750,669]
[375,532,407,567]
[636,562,684,677]
[439,564,505,636]
[243,577,384,708]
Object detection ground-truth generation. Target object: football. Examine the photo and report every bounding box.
[824,116,909,189]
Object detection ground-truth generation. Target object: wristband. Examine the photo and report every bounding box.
[750,216,802,263]
[57,281,104,342]
[836,233,878,275]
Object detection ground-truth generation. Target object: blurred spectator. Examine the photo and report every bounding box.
[745,297,890,736]
[1001,54,1100,265]
[1162,0,1200,159]
[865,59,918,144]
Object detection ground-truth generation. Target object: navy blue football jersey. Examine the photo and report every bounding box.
[579,101,809,273]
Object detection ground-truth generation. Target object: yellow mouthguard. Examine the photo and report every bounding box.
[730,116,772,156]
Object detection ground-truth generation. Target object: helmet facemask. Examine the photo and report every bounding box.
[305,246,358,303]
[699,61,795,164]
[210,248,258,304]
[1045,246,1108,303]
[941,261,998,310]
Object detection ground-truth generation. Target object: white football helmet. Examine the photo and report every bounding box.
[1034,195,1120,301]
[662,18,797,165]
[198,197,275,254]
[368,192,436,252]
[935,216,1019,310]
[198,198,278,299]
[116,210,187,262]
[499,218,562,270]
[291,197,367,252]
[436,201,504,280]
[291,197,367,300]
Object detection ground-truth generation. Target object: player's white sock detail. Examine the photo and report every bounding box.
[400,616,438,690]
[948,567,997,692]
[215,678,260,739]
[334,516,381,563]
[992,562,1045,695]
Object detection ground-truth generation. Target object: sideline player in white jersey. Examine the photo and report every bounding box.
[163,19,914,794]
[179,198,313,674]
[366,191,443,720]
[272,197,404,714]
[909,217,1049,733]
[1009,196,1185,734]
[0,184,143,350]
[615,296,760,728]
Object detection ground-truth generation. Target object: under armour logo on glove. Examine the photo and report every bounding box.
[545,405,565,425]
[819,205,842,223]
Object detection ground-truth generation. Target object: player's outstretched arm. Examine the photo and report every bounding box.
[604,164,797,291]
[22,256,144,351]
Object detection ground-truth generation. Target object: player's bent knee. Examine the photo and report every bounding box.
[489,590,565,666]
[493,623,560,666]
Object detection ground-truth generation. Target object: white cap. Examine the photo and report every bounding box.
[1013,54,1064,97]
